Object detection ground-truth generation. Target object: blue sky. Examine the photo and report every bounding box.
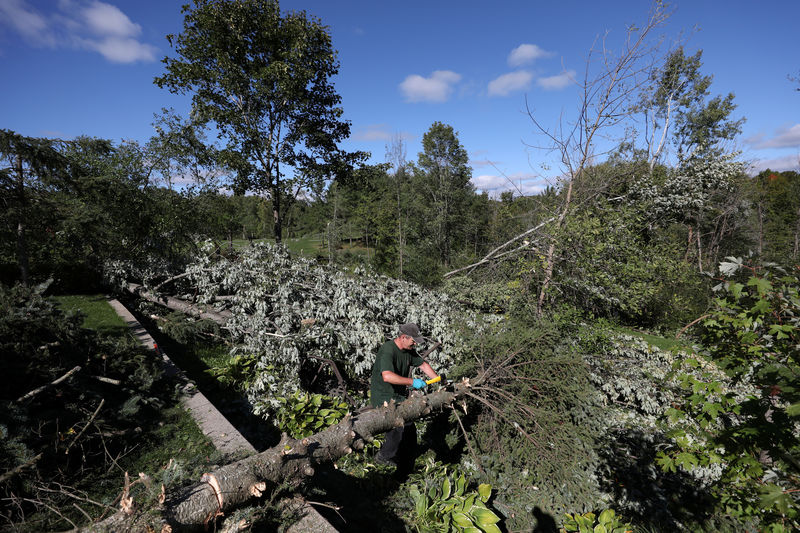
[1,0,798,196]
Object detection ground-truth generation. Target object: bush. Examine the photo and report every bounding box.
[0,282,210,531]
[452,317,606,529]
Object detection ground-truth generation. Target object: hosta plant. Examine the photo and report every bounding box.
[407,459,502,533]
[275,392,349,439]
[561,509,632,533]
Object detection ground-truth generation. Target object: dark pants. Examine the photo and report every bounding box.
[377,422,417,475]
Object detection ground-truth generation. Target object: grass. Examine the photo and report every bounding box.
[52,294,130,338]
[611,324,692,352]
[121,299,280,451]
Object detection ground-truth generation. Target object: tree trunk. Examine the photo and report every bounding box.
[125,283,232,324]
[73,384,469,532]
[696,224,704,273]
[794,204,800,261]
[15,155,29,286]
[537,180,574,317]
[273,185,282,244]
[757,201,764,257]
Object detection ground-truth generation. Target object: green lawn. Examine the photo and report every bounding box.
[614,325,691,352]
[52,294,130,338]
[229,235,373,259]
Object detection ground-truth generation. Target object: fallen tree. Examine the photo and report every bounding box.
[125,282,232,324]
[73,381,471,532]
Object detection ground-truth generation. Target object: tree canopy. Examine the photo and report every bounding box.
[155,0,366,242]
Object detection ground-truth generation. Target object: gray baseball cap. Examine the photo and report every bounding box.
[399,323,425,344]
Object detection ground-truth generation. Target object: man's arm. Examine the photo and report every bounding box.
[418,361,439,381]
[380,363,438,386]
[381,370,414,386]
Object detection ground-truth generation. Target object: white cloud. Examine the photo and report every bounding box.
[537,70,576,90]
[82,1,141,36]
[748,124,800,150]
[353,124,414,142]
[488,70,533,97]
[0,0,156,63]
[400,70,462,103]
[354,124,391,141]
[748,154,799,174]
[471,173,545,196]
[508,44,553,67]
[81,36,157,63]
[0,0,55,45]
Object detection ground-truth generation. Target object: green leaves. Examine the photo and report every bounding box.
[156,0,366,241]
[561,509,632,533]
[275,391,348,438]
[659,259,800,529]
[407,460,503,533]
[759,484,794,516]
[186,241,485,413]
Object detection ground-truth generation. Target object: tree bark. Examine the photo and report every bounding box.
[15,154,30,286]
[124,283,232,324]
[72,382,470,532]
[794,204,800,261]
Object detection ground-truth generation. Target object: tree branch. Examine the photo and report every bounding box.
[17,365,81,403]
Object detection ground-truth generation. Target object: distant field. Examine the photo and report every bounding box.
[615,325,691,352]
[230,235,373,259]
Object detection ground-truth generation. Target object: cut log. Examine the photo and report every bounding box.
[71,381,469,532]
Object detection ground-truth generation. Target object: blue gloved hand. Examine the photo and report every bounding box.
[412,378,427,390]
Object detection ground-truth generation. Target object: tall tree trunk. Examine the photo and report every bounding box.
[537,180,574,316]
[696,226,704,273]
[272,184,282,244]
[794,204,800,261]
[15,155,29,286]
[757,201,764,256]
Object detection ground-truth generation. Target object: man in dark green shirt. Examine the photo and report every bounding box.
[370,323,440,474]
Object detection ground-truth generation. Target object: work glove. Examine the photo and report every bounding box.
[412,378,427,390]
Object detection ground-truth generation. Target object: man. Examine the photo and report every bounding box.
[370,323,440,474]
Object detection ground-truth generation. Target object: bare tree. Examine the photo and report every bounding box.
[386,133,409,276]
[527,2,670,315]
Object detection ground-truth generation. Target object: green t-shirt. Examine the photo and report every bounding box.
[370,339,424,407]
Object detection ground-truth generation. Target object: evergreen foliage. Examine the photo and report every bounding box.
[0,283,218,531]
[451,319,605,528]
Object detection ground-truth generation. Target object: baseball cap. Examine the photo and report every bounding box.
[399,323,425,344]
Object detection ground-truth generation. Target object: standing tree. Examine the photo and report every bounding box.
[0,130,67,285]
[633,47,746,272]
[155,0,365,242]
[526,2,669,315]
[414,122,474,268]
[386,133,411,277]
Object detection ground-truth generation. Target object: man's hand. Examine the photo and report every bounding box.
[412,378,427,390]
